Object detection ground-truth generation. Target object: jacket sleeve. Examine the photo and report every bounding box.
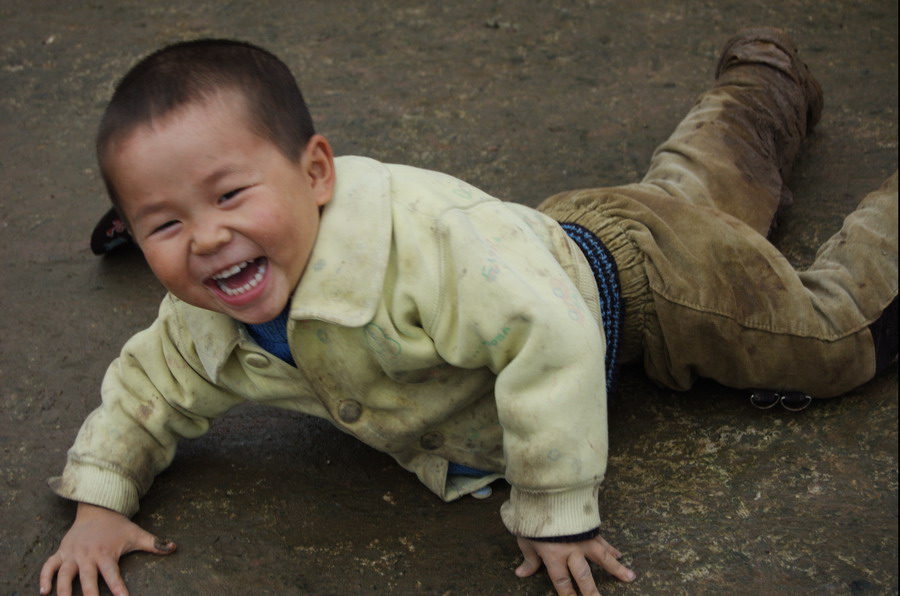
[424,202,608,538]
[48,295,245,517]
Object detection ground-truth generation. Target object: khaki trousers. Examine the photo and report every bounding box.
[539,33,898,398]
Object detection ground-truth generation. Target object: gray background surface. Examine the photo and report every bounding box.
[1,1,897,594]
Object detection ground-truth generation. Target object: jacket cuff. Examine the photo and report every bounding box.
[500,484,601,538]
[47,460,141,517]
[529,527,601,543]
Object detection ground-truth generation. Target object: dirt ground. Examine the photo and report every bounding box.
[1,1,897,594]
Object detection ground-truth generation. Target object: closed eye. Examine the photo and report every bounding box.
[220,187,246,203]
[152,220,179,234]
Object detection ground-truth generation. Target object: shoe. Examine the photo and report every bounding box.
[750,389,779,409]
[750,389,812,411]
[90,207,134,255]
[779,392,813,411]
[470,486,493,500]
[716,27,823,134]
[870,296,898,375]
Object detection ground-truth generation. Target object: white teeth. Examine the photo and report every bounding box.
[212,260,251,280]
[215,261,266,296]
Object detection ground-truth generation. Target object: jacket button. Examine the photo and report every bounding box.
[338,400,362,423]
[244,353,270,369]
[420,431,444,450]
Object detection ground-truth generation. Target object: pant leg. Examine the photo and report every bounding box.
[798,172,899,374]
[540,28,896,398]
[640,28,822,237]
[541,174,897,399]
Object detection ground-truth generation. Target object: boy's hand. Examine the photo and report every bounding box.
[515,534,636,596]
[39,502,176,596]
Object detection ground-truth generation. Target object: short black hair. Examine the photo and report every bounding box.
[96,39,316,212]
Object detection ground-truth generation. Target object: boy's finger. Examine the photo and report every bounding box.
[567,554,600,596]
[77,564,102,596]
[544,557,578,596]
[98,560,130,596]
[150,536,177,554]
[130,530,176,556]
[595,535,622,559]
[514,538,542,578]
[591,543,636,583]
[39,553,62,595]
[55,560,79,596]
[514,553,542,578]
[551,577,576,596]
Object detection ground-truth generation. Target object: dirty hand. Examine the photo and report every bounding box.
[39,502,176,596]
[515,534,636,596]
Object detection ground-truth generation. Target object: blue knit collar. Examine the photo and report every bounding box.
[245,303,295,365]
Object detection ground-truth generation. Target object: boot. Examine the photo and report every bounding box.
[716,27,823,134]
[714,27,825,231]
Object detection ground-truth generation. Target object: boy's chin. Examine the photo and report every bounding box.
[230,310,286,325]
[219,299,291,325]
[173,293,288,325]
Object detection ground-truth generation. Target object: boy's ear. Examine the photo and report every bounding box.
[302,134,336,207]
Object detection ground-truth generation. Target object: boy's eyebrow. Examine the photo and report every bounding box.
[130,201,169,225]
[202,164,245,187]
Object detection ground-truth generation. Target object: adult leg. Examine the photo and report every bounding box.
[640,28,823,236]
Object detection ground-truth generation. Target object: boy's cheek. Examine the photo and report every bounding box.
[144,256,199,301]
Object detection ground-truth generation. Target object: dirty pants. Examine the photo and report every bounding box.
[539,32,898,398]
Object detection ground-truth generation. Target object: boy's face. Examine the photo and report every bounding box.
[107,91,335,324]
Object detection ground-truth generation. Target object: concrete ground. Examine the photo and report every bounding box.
[1,1,897,594]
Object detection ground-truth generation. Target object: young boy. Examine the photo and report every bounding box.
[41,28,896,596]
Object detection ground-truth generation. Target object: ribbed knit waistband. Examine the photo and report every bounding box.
[561,223,623,396]
[538,188,655,370]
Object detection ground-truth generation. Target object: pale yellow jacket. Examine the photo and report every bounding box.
[51,156,609,538]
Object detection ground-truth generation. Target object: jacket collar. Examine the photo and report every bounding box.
[188,155,393,380]
[289,156,392,325]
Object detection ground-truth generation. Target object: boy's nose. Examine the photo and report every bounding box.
[190,222,232,255]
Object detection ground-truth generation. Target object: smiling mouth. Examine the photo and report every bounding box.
[209,257,267,297]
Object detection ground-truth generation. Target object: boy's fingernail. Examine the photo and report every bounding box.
[626,570,637,581]
[154,537,176,552]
